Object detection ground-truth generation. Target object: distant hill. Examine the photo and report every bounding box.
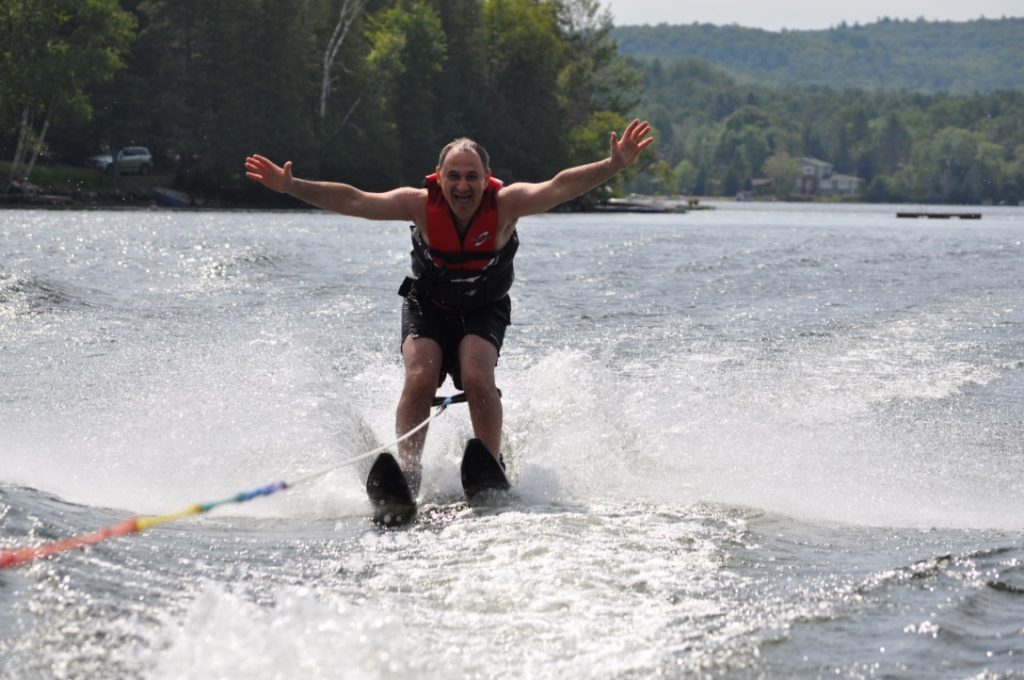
[611,17,1024,94]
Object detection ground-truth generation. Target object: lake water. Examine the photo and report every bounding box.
[1,202,1023,678]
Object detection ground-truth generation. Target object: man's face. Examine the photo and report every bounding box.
[438,148,488,225]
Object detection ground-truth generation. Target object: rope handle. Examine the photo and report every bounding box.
[431,388,500,407]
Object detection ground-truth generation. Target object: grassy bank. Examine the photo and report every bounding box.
[1,161,175,198]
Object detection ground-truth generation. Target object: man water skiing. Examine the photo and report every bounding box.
[245,119,653,491]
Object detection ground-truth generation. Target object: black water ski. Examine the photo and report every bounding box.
[460,438,511,500]
[366,452,417,526]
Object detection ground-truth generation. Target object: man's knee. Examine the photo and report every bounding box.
[402,337,442,391]
[459,342,498,395]
[404,361,439,392]
[460,365,495,395]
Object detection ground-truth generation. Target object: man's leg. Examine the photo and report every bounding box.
[397,335,443,488]
[458,335,502,458]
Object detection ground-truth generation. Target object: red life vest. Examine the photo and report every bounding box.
[423,171,502,267]
[403,172,518,310]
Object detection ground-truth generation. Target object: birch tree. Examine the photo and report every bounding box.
[320,0,366,121]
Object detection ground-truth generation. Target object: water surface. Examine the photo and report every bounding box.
[1,203,1022,678]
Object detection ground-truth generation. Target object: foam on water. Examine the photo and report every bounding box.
[135,505,753,679]
[0,317,375,516]
[496,307,1023,530]
[145,585,432,679]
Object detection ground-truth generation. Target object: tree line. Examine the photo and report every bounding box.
[632,57,1024,205]
[1,1,1022,205]
[1,0,640,204]
[612,18,1024,95]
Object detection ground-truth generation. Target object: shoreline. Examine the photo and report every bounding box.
[0,190,1013,212]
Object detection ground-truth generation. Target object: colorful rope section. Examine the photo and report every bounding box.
[0,483,286,569]
[0,396,460,570]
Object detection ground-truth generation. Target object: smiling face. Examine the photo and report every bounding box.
[437,146,489,227]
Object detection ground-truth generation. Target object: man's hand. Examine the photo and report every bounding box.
[609,119,654,171]
[245,154,293,193]
[497,118,655,222]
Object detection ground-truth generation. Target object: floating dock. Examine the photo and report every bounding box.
[896,211,981,219]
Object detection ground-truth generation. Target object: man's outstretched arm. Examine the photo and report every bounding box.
[244,154,423,222]
[498,119,654,221]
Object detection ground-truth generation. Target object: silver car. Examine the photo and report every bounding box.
[85,146,153,174]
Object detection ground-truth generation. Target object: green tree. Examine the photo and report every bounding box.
[426,0,487,141]
[314,0,396,191]
[898,127,984,202]
[2,0,135,188]
[761,151,800,199]
[566,108,631,199]
[556,0,641,163]
[708,106,782,191]
[673,158,698,194]
[1010,147,1024,204]
[873,111,912,174]
[366,1,447,184]
[648,159,677,194]
[129,0,321,193]
[481,0,566,180]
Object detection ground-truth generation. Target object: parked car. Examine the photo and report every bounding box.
[85,146,153,174]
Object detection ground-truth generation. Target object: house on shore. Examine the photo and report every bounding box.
[796,157,862,196]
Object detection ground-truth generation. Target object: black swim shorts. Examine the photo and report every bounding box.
[400,291,512,390]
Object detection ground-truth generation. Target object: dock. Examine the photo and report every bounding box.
[589,197,688,214]
[896,211,982,220]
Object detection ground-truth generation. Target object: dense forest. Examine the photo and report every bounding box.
[2,0,642,204]
[612,18,1024,95]
[1,1,1022,205]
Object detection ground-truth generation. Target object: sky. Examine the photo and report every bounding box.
[602,0,1023,31]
